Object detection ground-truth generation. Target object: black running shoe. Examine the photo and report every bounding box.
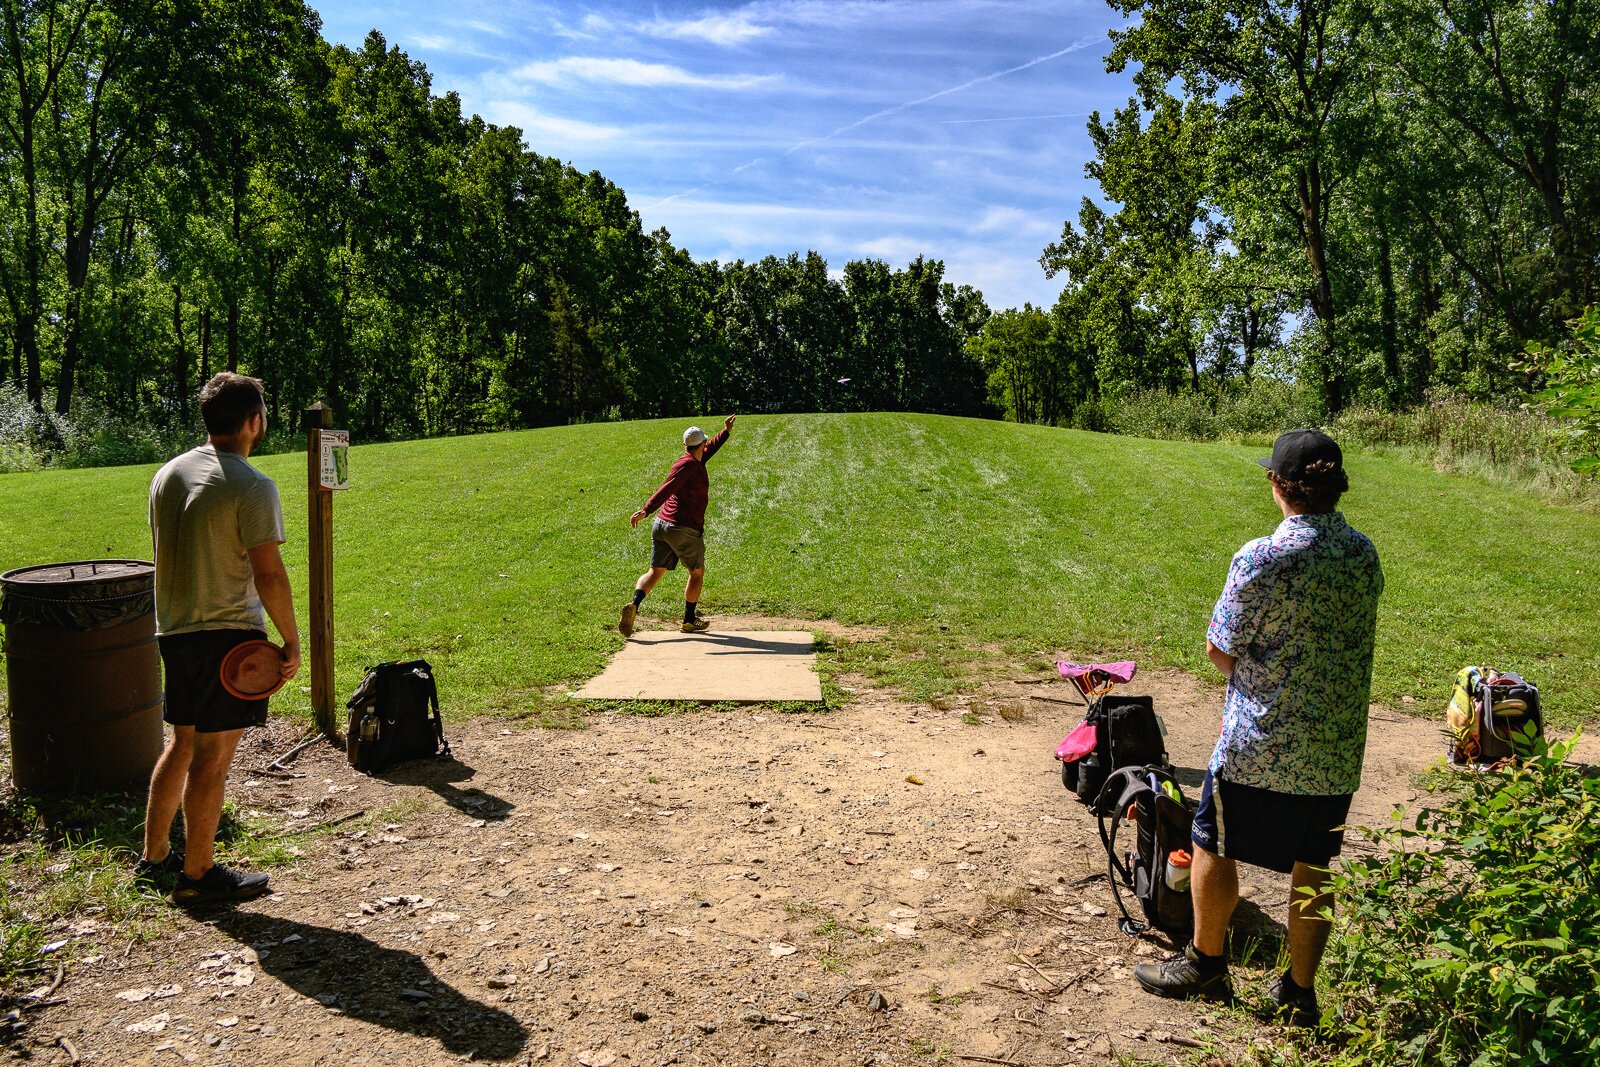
[1268,969,1322,1028]
[134,849,184,885]
[169,863,270,904]
[619,603,637,637]
[1133,943,1233,1002]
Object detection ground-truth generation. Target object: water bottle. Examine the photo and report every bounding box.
[1165,848,1192,892]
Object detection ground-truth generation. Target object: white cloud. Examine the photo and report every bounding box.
[550,13,611,41]
[638,12,771,45]
[407,33,500,59]
[854,235,928,261]
[970,206,1055,239]
[941,250,1063,310]
[480,100,625,143]
[510,57,780,91]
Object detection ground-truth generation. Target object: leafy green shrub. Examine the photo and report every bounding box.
[0,383,65,473]
[1105,387,1219,440]
[0,383,297,472]
[1069,397,1110,432]
[1318,735,1600,1065]
[1523,305,1600,475]
[58,403,191,469]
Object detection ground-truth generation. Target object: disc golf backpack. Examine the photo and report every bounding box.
[346,659,453,774]
[1056,694,1169,806]
[1446,666,1543,765]
[1095,765,1196,939]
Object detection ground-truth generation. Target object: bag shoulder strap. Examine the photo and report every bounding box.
[1095,767,1158,933]
[417,660,451,759]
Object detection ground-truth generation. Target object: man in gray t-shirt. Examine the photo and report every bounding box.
[138,373,301,904]
[150,446,286,636]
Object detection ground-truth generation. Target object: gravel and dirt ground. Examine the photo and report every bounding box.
[4,624,1531,1067]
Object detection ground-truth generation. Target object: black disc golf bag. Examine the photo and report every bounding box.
[1057,694,1168,807]
[346,659,452,774]
[1095,764,1195,940]
[1446,666,1542,765]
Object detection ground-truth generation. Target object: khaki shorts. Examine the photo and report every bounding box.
[651,520,705,571]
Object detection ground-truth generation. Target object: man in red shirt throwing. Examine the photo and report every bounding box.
[621,414,737,636]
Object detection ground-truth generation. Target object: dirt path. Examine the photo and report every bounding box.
[11,656,1544,1067]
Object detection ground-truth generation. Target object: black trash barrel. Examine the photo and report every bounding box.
[1,560,163,791]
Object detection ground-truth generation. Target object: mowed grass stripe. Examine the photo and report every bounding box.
[1,413,1595,724]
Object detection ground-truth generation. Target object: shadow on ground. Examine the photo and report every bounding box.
[209,910,528,1060]
[378,758,517,821]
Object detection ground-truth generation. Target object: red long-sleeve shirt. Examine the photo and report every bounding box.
[642,428,730,532]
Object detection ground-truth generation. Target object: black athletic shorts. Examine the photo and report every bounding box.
[159,628,271,734]
[1190,770,1352,874]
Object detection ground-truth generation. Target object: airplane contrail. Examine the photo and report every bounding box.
[647,35,1103,208]
[939,112,1092,124]
[784,35,1104,154]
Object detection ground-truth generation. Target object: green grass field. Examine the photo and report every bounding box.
[2,413,1596,724]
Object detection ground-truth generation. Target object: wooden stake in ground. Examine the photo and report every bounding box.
[304,402,336,736]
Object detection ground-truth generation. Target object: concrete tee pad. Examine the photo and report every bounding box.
[576,630,822,703]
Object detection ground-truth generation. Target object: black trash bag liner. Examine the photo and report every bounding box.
[1,560,155,632]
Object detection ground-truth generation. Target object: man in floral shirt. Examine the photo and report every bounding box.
[1135,429,1383,1027]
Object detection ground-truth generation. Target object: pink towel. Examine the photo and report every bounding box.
[1054,721,1098,762]
[1057,660,1136,683]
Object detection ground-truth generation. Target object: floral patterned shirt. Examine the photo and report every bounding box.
[1207,512,1383,795]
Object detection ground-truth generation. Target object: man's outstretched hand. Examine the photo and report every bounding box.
[631,508,647,529]
[724,414,737,431]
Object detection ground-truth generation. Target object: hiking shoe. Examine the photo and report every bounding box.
[619,603,637,637]
[169,864,270,905]
[1134,943,1232,1002]
[1269,969,1321,1028]
[680,618,710,633]
[134,849,184,885]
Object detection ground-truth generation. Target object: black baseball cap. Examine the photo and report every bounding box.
[1259,429,1343,479]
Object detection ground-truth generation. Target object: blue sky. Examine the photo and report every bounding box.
[311,0,1138,311]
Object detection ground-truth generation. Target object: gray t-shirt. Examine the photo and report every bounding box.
[149,444,286,636]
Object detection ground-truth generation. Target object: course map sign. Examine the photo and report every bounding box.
[319,429,350,490]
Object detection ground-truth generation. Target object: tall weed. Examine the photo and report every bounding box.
[1330,391,1598,509]
[1100,380,1319,443]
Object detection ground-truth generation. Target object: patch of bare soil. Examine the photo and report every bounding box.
[13,652,1571,1067]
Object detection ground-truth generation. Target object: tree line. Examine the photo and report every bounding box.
[7,0,1594,452]
[0,0,992,447]
[977,0,1599,427]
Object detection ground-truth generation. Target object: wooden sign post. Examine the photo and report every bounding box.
[303,402,337,736]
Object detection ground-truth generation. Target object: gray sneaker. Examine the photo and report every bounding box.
[1133,943,1232,1002]
[619,603,637,636]
[1268,969,1321,1028]
[680,618,710,633]
[169,863,270,905]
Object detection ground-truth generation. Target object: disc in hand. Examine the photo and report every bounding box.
[220,639,287,700]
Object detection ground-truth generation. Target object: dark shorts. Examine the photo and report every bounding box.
[159,628,271,734]
[1190,770,1352,874]
[650,519,705,571]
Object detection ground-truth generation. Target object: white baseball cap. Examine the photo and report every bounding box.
[684,426,708,447]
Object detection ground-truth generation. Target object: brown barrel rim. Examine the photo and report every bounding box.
[1,559,153,589]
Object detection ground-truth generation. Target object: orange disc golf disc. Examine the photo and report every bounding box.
[220,639,287,700]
